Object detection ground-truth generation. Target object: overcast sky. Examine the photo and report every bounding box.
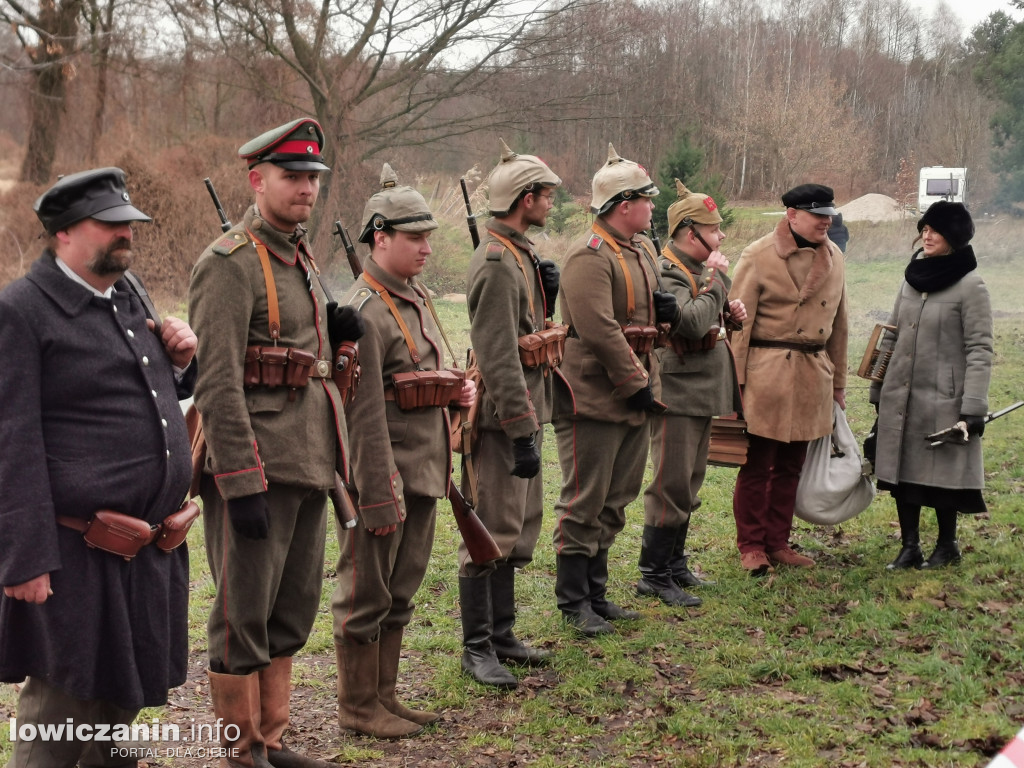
[912,0,1023,35]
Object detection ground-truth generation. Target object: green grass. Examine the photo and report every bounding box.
[2,218,1022,767]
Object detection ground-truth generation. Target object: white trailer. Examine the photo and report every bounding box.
[918,166,967,213]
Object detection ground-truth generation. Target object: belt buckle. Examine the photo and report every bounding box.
[315,359,331,378]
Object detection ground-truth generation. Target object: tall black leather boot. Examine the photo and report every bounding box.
[556,553,613,637]
[921,507,961,569]
[589,549,640,620]
[459,575,517,689]
[491,562,550,666]
[636,525,701,607]
[887,501,924,570]
[669,515,715,587]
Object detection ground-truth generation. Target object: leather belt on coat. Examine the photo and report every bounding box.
[749,339,825,353]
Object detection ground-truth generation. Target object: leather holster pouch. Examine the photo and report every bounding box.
[82,511,156,560]
[332,341,361,405]
[259,346,289,388]
[156,500,201,552]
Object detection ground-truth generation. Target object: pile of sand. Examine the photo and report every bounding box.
[838,193,905,222]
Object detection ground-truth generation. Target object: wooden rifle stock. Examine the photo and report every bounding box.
[447,477,500,565]
[460,178,480,249]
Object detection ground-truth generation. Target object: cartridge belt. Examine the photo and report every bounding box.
[749,339,824,353]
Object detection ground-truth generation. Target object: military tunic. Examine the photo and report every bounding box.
[643,243,741,528]
[189,205,347,673]
[463,219,564,576]
[332,259,450,644]
[553,221,662,556]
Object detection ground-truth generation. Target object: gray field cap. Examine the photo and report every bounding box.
[358,163,438,244]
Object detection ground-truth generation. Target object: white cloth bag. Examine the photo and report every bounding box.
[795,401,876,525]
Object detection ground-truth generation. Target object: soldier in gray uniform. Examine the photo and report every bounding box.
[333,164,475,738]
[553,145,679,637]
[462,140,565,688]
[637,181,745,606]
[189,118,363,768]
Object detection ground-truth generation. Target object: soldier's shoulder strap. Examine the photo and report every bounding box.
[586,233,604,251]
[350,285,375,311]
[485,241,506,261]
[211,231,250,257]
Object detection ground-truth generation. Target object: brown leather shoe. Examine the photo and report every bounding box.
[768,547,815,567]
[740,550,774,577]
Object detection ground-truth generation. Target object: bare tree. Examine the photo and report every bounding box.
[2,0,85,182]
[186,0,599,235]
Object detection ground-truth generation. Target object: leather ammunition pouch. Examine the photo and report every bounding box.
[669,326,725,358]
[390,369,466,410]
[56,500,200,560]
[621,324,659,356]
[517,321,567,369]
[332,340,361,406]
[244,345,332,391]
[654,321,673,350]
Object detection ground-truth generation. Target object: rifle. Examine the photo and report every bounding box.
[203,178,232,233]
[925,400,1024,448]
[333,220,362,279]
[648,228,663,256]
[460,178,480,249]
[447,478,501,565]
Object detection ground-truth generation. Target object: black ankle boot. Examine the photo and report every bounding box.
[636,525,701,607]
[459,575,518,689]
[921,541,961,569]
[886,544,924,570]
[888,502,924,570]
[921,508,961,569]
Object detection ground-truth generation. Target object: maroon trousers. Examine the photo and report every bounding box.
[732,433,808,554]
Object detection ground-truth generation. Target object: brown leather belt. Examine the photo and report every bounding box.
[749,339,824,353]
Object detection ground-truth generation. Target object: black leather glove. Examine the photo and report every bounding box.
[327,302,366,347]
[537,260,560,318]
[511,435,541,478]
[626,384,656,412]
[961,414,986,437]
[227,493,270,539]
[863,418,878,463]
[652,290,679,324]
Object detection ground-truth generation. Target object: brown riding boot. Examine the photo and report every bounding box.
[378,628,439,726]
[335,641,422,739]
[258,656,335,767]
[207,670,272,768]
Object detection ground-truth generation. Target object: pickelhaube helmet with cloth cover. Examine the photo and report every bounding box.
[487,138,561,216]
[358,163,438,243]
[34,167,152,235]
[238,117,330,171]
[666,179,722,238]
[590,143,659,215]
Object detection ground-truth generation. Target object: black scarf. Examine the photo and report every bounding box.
[904,245,977,293]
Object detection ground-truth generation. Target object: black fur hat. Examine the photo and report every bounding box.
[917,201,974,250]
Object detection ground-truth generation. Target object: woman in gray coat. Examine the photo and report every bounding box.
[868,201,993,570]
